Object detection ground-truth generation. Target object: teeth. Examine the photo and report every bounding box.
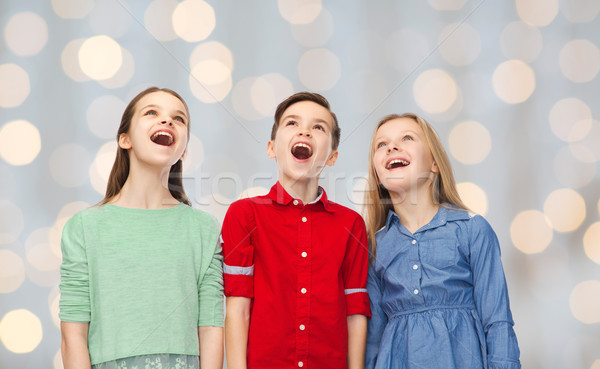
[293,143,312,154]
[152,131,173,145]
[387,159,409,169]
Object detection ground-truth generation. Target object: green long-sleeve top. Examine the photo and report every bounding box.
[59,203,224,365]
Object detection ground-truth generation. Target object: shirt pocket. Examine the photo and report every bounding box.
[420,239,458,269]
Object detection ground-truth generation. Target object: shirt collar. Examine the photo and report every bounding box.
[383,203,471,233]
[268,182,336,212]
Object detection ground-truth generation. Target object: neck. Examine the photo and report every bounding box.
[389,187,438,234]
[111,162,179,209]
[278,175,320,205]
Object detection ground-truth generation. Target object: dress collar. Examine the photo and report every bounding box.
[383,203,472,233]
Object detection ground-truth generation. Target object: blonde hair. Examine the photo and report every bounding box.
[363,113,469,261]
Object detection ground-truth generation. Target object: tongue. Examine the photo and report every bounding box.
[152,135,172,146]
[292,146,311,160]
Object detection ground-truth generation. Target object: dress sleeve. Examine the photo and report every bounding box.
[221,200,255,298]
[198,216,224,327]
[59,213,91,323]
[365,263,387,369]
[341,215,371,317]
[469,215,521,369]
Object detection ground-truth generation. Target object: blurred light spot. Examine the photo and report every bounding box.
[4,12,48,56]
[87,95,125,139]
[448,121,491,165]
[559,39,600,83]
[413,69,457,114]
[145,0,179,41]
[549,98,592,142]
[583,222,600,264]
[0,250,25,294]
[298,48,341,91]
[190,41,234,71]
[344,69,388,114]
[0,64,30,108]
[90,141,118,195]
[543,188,586,233]
[278,0,322,24]
[560,0,600,23]
[50,144,92,188]
[569,280,600,324]
[26,228,61,272]
[500,21,543,62]
[237,187,270,200]
[554,146,595,188]
[439,23,481,66]
[89,0,131,38]
[574,119,600,162]
[350,176,368,214]
[0,120,41,166]
[172,0,215,42]
[251,73,294,117]
[189,61,232,103]
[98,48,135,89]
[570,142,596,163]
[52,0,94,19]
[182,133,204,174]
[232,77,264,121]
[510,210,553,254]
[427,0,467,10]
[79,35,123,80]
[516,0,558,26]
[0,200,24,244]
[492,60,535,104]
[429,86,464,123]
[456,182,488,216]
[291,8,333,47]
[386,29,429,73]
[61,39,90,82]
[0,309,43,353]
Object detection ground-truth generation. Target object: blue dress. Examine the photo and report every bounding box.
[365,205,521,369]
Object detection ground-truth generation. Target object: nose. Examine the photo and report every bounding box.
[298,129,311,137]
[161,119,174,127]
[386,144,398,153]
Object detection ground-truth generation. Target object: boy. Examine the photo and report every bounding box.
[222,92,371,369]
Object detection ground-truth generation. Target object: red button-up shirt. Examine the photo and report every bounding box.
[222,182,371,369]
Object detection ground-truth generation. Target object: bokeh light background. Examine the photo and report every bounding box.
[1,0,599,368]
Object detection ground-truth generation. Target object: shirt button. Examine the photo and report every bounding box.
[411,239,417,245]
[301,288,307,294]
[301,252,307,258]
[301,216,307,222]
[299,324,306,330]
[293,200,299,205]
[412,264,419,270]
[298,362,304,368]
[414,289,419,295]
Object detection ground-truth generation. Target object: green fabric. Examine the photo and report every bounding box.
[59,203,223,365]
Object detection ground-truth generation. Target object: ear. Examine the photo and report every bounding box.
[267,140,276,159]
[325,150,338,167]
[118,133,132,150]
[431,161,439,173]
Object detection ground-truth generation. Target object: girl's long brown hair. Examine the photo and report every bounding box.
[99,87,191,206]
[363,113,469,261]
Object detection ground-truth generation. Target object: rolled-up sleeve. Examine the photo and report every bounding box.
[470,215,521,369]
[222,200,255,298]
[342,216,371,317]
[198,220,224,327]
[59,214,91,323]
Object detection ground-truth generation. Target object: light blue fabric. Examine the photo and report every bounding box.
[366,205,521,369]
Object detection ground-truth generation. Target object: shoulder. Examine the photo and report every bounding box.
[183,205,220,229]
[63,205,104,228]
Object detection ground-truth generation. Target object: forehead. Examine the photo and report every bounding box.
[136,91,187,114]
[281,100,334,126]
[377,117,424,137]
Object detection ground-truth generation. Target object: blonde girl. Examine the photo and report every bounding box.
[364,113,520,369]
[59,87,223,369]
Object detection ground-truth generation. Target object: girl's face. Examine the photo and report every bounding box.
[119,91,189,170]
[373,117,438,198]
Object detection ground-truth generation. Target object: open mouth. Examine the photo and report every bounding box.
[291,142,313,160]
[386,159,409,170]
[151,131,174,146]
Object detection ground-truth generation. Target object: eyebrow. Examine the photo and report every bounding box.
[375,129,420,141]
[141,104,188,119]
[282,114,330,125]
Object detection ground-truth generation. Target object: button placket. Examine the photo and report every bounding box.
[296,208,311,364]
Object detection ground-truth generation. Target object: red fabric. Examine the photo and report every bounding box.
[222,182,371,369]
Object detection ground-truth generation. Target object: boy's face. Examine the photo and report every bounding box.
[267,100,338,183]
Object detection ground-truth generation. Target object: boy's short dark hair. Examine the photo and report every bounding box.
[271,92,341,150]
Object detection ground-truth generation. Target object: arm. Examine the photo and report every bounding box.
[225,296,251,369]
[199,326,223,369]
[470,216,521,369]
[61,322,91,369]
[347,314,367,369]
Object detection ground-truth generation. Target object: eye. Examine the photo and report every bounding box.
[402,135,414,141]
[285,120,297,126]
[314,124,325,131]
[376,141,387,149]
[174,116,186,124]
[144,109,157,116]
